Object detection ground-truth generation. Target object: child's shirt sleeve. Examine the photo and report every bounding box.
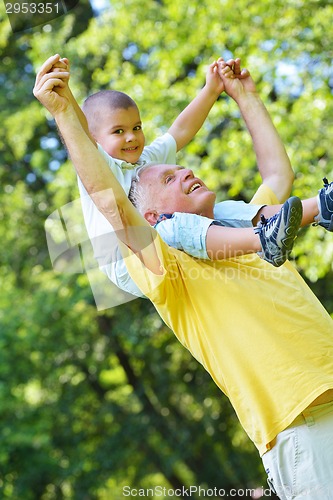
[140,133,177,165]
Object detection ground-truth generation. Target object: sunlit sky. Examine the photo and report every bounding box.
[90,0,110,13]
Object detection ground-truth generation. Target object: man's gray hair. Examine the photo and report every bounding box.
[128,164,154,215]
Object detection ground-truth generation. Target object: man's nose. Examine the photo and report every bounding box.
[180,168,194,180]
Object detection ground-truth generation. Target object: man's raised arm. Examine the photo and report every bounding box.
[47,55,97,147]
[218,59,294,203]
[33,56,162,274]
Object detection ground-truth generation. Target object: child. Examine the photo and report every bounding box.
[72,59,329,269]
[81,88,305,267]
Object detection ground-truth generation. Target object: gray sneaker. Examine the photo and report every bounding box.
[314,177,333,231]
[255,196,303,267]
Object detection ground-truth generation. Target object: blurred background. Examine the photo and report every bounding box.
[0,0,333,498]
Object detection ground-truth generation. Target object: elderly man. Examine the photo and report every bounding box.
[34,56,333,499]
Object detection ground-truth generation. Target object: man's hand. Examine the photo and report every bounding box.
[217,58,257,102]
[205,57,254,97]
[33,54,71,117]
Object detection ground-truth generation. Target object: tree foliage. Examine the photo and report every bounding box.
[1,0,333,498]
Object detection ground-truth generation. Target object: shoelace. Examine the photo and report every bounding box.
[323,177,333,194]
[260,212,278,228]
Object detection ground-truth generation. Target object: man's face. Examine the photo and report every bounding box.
[140,164,216,223]
[94,106,145,163]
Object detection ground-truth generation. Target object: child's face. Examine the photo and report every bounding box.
[94,106,145,163]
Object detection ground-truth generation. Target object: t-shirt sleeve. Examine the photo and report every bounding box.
[250,184,280,206]
[140,133,177,164]
[119,231,179,302]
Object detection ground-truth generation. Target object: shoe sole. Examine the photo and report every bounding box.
[317,183,333,231]
[274,196,303,266]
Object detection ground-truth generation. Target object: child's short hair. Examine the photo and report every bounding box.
[82,90,137,136]
[83,89,137,113]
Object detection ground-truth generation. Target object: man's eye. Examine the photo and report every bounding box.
[165,175,173,184]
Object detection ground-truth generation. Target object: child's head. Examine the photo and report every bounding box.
[82,90,145,163]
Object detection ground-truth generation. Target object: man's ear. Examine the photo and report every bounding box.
[144,210,159,226]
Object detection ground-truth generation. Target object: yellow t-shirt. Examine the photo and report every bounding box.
[122,184,333,456]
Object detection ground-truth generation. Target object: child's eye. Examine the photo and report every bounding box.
[134,125,142,131]
[113,129,124,134]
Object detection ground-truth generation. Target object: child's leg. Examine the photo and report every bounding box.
[253,178,333,230]
[253,198,318,227]
[252,196,319,227]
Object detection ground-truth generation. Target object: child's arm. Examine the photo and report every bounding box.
[167,60,225,151]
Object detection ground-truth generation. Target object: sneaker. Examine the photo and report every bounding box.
[255,196,303,267]
[314,177,333,231]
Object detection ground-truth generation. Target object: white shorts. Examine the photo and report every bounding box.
[262,401,333,499]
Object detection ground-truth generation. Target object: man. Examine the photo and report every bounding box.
[34,56,333,499]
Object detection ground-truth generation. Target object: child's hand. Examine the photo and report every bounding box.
[33,54,71,116]
[205,60,226,97]
[50,57,71,90]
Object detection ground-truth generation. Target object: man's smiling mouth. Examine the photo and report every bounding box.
[188,182,202,194]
